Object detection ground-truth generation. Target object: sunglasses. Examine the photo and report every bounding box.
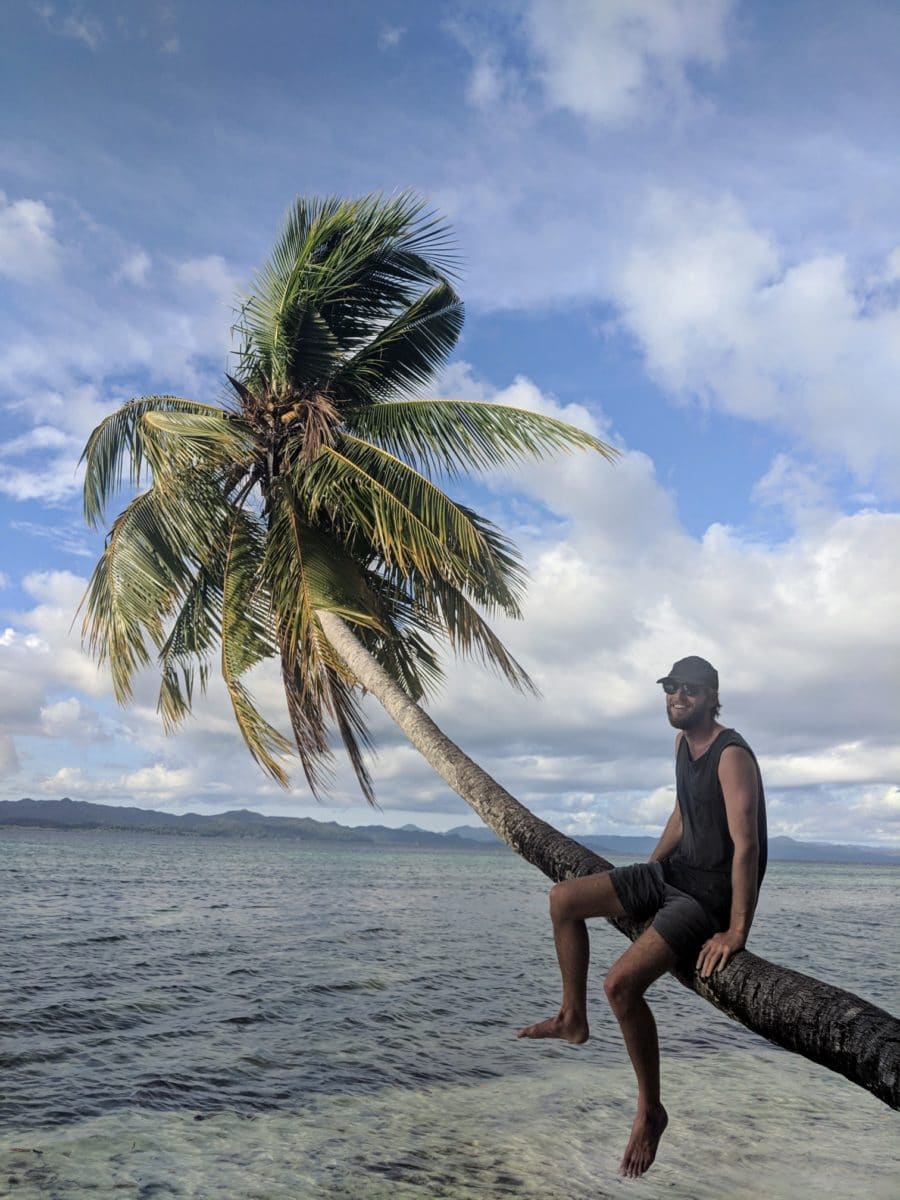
[662,681,706,697]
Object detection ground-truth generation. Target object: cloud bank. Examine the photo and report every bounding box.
[2,372,896,845]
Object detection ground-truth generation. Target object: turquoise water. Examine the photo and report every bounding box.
[1,830,898,1198]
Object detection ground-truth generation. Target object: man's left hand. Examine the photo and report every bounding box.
[696,930,746,979]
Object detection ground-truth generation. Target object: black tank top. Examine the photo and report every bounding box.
[663,728,767,919]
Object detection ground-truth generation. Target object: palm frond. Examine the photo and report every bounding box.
[79,489,189,701]
[262,477,384,664]
[296,437,527,615]
[233,192,460,394]
[293,444,479,587]
[280,647,338,799]
[139,410,259,480]
[328,281,463,403]
[81,395,233,527]
[156,558,222,731]
[158,662,203,729]
[322,669,377,805]
[220,516,292,785]
[344,398,619,479]
[81,465,247,703]
[349,569,445,702]
[262,477,387,799]
[409,575,536,695]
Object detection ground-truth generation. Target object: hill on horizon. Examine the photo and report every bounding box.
[2,798,899,864]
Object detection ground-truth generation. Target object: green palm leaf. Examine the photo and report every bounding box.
[372,564,534,695]
[262,477,383,799]
[236,193,458,395]
[156,559,221,730]
[81,395,236,527]
[140,410,259,480]
[80,489,186,702]
[345,398,618,478]
[329,281,464,403]
[301,435,526,613]
[220,515,293,785]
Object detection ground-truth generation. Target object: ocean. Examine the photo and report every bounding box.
[1,829,897,1199]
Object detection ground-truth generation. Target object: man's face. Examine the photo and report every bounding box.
[664,682,713,730]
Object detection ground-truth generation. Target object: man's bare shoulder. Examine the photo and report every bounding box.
[718,744,759,792]
[718,743,755,766]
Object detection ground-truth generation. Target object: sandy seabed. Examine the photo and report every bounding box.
[2,1046,897,1200]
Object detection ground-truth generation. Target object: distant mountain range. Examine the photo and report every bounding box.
[2,798,899,864]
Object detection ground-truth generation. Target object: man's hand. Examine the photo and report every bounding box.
[696,929,746,979]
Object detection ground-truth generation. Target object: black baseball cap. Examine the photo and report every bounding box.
[657,656,719,689]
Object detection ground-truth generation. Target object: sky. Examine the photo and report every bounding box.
[1,0,898,846]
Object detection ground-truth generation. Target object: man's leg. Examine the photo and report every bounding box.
[517,872,626,1043]
[604,927,678,1178]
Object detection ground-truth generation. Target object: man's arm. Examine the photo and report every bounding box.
[696,745,760,979]
[649,803,682,862]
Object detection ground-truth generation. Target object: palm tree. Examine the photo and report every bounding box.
[79,192,898,1111]
[80,191,614,804]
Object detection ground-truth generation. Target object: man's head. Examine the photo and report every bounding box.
[657,655,721,731]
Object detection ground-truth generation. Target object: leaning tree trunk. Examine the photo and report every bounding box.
[317,610,900,1111]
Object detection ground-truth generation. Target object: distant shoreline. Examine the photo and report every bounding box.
[2,798,898,865]
[0,823,506,854]
[4,823,900,868]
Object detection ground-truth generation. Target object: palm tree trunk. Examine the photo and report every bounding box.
[317,609,900,1111]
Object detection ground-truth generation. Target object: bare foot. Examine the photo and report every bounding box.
[619,1103,668,1178]
[516,1010,589,1043]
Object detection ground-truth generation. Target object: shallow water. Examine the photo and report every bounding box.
[1,830,898,1198]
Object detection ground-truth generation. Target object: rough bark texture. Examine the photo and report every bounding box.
[317,610,900,1110]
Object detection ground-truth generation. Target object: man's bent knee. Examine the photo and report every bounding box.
[548,880,575,922]
[548,872,622,924]
[604,966,643,1016]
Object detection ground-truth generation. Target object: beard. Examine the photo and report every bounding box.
[666,704,709,730]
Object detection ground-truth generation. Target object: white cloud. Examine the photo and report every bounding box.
[615,191,900,485]
[40,696,103,739]
[453,0,733,124]
[41,764,87,792]
[116,250,152,285]
[752,454,834,527]
[120,763,195,796]
[33,3,104,50]
[377,25,405,51]
[0,462,79,503]
[0,425,72,455]
[38,761,249,809]
[0,421,84,503]
[1,572,109,717]
[523,0,732,123]
[0,225,246,504]
[3,366,898,845]
[466,54,509,110]
[605,785,677,831]
[850,784,900,837]
[0,192,60,282]
[175,254,238,299]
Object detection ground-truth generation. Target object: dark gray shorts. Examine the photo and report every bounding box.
[608,861,722,962]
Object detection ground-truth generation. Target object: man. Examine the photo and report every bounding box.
[517,655,766,1179]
